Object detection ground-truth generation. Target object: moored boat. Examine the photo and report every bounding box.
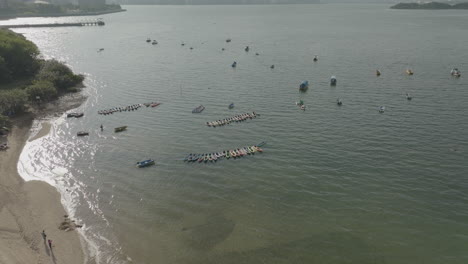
[114,126,127,133]
[299,81,309,92]
[406,69,414,75]
[451,68,461,77]
[67,112,84,118]
[330,76,337,86]
[232,61,237,68]
[376,70,381,76]
[136,159,155,168]
[77,131,89,136]
[228,103,234,109]
[379,106,385,113]
[192,105,205,113]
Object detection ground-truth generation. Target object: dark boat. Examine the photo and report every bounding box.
[136,159,155,168]
[226,38,231,43]
[77,131,89,136]
[245,46,249,52]
[299,81,309,92]
[192,105,205,113]
[330,76,337,86]
[114,126,127,133]
[270,65,275,69]
[146,38,151,43]
[152,40,158,45]
[232,61,237,68]
[337,99,343,106]
[67,112,84,118]
[228,103,234,109]
[313,55,318,62]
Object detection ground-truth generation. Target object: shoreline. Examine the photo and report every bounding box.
[0,93,89,263]
[0,9,126,20]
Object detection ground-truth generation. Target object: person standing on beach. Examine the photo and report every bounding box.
[48,239,52,249]
[41,230,46,240]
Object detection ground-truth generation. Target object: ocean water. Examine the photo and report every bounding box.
[5,4,468,263]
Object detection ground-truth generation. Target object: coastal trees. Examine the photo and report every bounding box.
[25,81,58,102]
[36,60,84,91]
[0,89,28,116]
[0,29,40,81]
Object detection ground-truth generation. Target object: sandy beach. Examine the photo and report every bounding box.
[0,98,87,263]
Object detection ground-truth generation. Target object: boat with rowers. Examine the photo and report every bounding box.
[184,142,266,163]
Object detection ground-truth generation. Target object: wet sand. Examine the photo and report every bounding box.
[0,94,88,264]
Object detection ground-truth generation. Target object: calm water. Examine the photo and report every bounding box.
[7,4,468,263]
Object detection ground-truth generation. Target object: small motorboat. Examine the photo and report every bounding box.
[221,48,225,51]
[337,99,343,106]
[255,52,259,56]
[226,38,231,43]
[406,69,414,75]
[406,93,412,100]
[231,61,237,68]
[77,131,89,136]
[228,103,234,109]
[270,65,275,69]
[245,46,249,52]
[98,48,104,52]
[192,105,205,113]
[146,38,151,43]
[181,42,185,46]
[313,55,318,62]
[152,40,158,45]
[376,70,381,76]
[299,81,309,92]
[151,103,161,107]
[114,126,127,133]
[451,68,461,77]
[330,76,337,86]
[379,106,385,113]
[136,159,155,168]
[67,112,84,118]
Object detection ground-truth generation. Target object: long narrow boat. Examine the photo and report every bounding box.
[192,105,205,113]
[114,126,127,133]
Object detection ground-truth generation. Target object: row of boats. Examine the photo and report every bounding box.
[206,112,258,127]
[98,104,143,115]
[184,142,266,163]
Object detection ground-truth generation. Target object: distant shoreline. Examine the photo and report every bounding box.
[391,2,468,10]
[0,8,126,20]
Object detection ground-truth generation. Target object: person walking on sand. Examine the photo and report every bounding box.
[41,230,46,240]
[48,239,52,249]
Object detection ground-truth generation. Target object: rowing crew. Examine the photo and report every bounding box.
[206,112,258,127]
[184,145,263,163]
[98,104,142,115]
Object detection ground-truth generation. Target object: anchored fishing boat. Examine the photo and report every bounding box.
[228,103,234,109]
[451,68,461,77]
[67,112,84,118]
[136,159,155,168]
[114,126,127,133]
[299,81,309,92]
[77,131,89,136]
[192,105,205,113]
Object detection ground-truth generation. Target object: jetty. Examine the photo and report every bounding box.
[0,20,105,29]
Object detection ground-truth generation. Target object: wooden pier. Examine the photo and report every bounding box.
[1,20,105,29]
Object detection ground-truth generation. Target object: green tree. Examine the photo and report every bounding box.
[25,80,58,102]
[0,89,28,115]
[0,56,12,83]
[0,29,40,80]
[36,59,84,91]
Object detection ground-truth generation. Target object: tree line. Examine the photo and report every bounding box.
[0,29,84,128]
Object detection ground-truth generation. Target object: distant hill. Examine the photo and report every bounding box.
[391,2,468,9]
[116,0,319,4]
